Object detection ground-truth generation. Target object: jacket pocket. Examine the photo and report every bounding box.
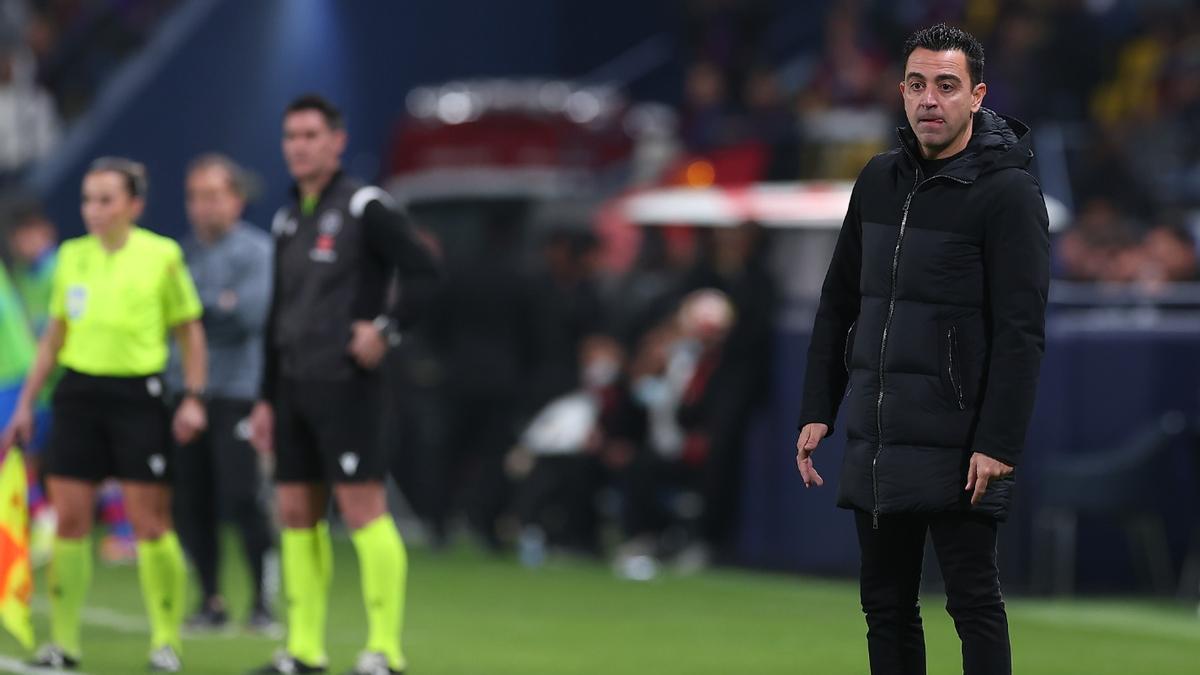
[945,325,966,410]
[844,321,857,374]
[844,320,857,396]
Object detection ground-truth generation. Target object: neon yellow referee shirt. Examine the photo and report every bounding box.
[49,227,202,377]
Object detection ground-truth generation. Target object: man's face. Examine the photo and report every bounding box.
[900,48,986,158]
[186,165,245,238]
[282,110,346,183]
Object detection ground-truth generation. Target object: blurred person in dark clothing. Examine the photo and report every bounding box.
[679,223,777,557]
[609,226,701,348]
[740,66,802,181]
[426,216,540,549]
[1142,224,1199,282]
[681,61,737,152]
[1052,199,1148,283]
[167,154,276,633]
[530,228,607,405]
[384,230,448,545]
[510,335,642,559]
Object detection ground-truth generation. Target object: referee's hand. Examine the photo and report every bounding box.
[1,404,34,450]
[348,320,388,370]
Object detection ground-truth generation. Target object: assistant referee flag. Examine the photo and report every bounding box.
[0,446,33,650]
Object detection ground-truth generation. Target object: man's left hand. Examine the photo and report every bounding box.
[173,397,208,445]
[965,452,1013,506]
[348,320,388,370]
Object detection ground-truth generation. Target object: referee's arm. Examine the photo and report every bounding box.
[359,198,441,330]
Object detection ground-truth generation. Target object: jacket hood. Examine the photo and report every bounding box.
[898,107,1034,182]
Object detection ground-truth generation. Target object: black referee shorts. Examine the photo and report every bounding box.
[273,375,386,484]
[46,369,173,484]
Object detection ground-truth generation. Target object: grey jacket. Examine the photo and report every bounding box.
[168,222,273,401]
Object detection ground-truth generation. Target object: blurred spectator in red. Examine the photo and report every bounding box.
[614,289,738,576]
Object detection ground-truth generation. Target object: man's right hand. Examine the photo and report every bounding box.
[249,401,274,454]
[1,404,34,451]
[795,422,829,488]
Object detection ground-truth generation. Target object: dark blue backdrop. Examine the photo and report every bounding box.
[37,0,675,239]
[739,310,1200,592]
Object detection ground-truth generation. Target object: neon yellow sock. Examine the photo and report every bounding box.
[351,516,407,671]
[316,521,333,590]
[136,531,186,653]
[49,537,91,658]
[282,524,332,665]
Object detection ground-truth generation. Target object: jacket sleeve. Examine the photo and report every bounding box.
[796,180,863,432]
[227,235,274,337]
[259,232,282,404]
[973,170,1050,466]
[360,197,441,330]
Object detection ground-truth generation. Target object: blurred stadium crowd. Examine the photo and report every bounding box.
[2,0,1200,580]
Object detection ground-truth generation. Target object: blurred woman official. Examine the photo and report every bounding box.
[1,157,207,673]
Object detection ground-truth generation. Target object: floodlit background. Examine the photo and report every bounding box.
[1,1,1199,673]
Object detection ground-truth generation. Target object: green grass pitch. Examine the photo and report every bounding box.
[0,536,1195,674]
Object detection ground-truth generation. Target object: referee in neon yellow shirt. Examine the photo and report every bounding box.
[1,157,208,673]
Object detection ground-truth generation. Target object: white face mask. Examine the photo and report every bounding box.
[583,359,620,388]
[632,376,669,407]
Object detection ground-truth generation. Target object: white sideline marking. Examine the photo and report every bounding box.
[30,601,145,634]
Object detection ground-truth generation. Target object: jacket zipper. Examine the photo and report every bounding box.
[948,326,965,410]
[872,137,975,529]
[873,181,916,530]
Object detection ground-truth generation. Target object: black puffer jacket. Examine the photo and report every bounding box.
[797,109,1050,522]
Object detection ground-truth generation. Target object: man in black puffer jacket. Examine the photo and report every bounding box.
[794,24,1049,675]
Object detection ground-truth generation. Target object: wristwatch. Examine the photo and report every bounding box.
[182,387,208,402]
[372,315,404,348]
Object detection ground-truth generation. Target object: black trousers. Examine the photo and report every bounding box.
[174,398,275,607]
[514,455,602,554]
[855,510,1011,675]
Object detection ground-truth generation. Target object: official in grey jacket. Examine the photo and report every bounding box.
[168,154,277,633]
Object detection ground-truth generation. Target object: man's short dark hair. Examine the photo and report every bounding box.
[902,23,985,87]
[284,94,345,130]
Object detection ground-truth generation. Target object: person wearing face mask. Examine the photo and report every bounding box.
[1,157,208,673]
[508,335,641,560]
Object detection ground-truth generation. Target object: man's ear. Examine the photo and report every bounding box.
[971,82,988,113]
